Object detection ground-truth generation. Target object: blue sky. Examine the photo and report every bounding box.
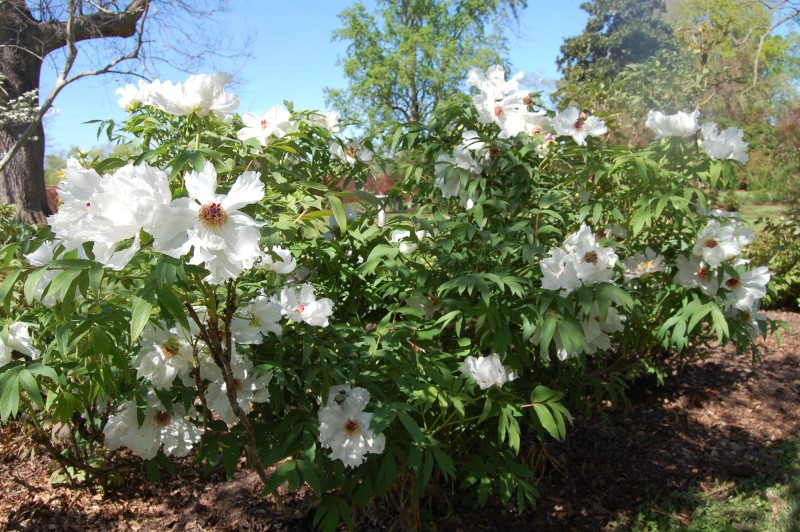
[41,0,588,154]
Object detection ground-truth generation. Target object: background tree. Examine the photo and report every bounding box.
[554,0,677,108]
[325,0,527,133]
[0,0,245,225]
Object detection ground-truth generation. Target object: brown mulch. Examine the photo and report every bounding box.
[1,311,798,531]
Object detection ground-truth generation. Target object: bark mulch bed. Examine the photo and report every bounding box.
[1,310,798,531]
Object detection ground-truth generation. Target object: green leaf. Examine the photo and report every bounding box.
[687,302,713,334]
[431,446,456,480]
[17,369,44,410]
[328,194,348,234]
[0,269,21,313]
[396,410,424,443]
[709,305,730,340]
[26,363,58,382]
[296,459,322,495]
[0,370,20,422]
[156,285,189,331]
[530,385,558,403]
[23,267,48,305]
[533,403,560,440]
[130,296,153,342]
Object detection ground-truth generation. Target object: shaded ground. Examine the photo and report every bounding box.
[1,310,798,531]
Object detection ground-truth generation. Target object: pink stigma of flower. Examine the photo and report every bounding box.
[703,239,719,249]
[531,125,543,136]
[697,266,709,281]
[343,419,360,435]
[260,118,269,129]
[294,304,305,314]
[494,105,505,117]
[85,202,91,207]
[198,202,228,227]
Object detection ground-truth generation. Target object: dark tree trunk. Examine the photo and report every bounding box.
[1,0,51,225]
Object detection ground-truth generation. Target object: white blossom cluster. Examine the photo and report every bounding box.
[538,210,768,358]
[674,212,769,336]
[541,224,619,296]
[0,88,39,128]
[458,353,517,389]
[468,66,606,148]
[116,72,239,121]
[645,110,749,164]
[104,393,204,460]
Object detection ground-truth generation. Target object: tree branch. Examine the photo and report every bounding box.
[39,0,149,55]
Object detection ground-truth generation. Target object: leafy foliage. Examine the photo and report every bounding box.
[0,67,778,530]
[325,0,527,131]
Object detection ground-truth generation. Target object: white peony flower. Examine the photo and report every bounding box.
[674,255,719,296]
[552,107,607,146]
[146,72,240,120]
[389,229,429,255]
[467,65,524,101]
[330,140,372,167]
[47,159,103,252]
[722,266,770,311]
[87,163,172,268]
[700,122,749,164]
[150,162,265,284]
[458,353,518,390]
[279,283,334,327]
[645,110,700,139]
[580,303,627,355]
[104,399,160,459]
[104,395,204,459]
[230,295,283,343]
[0,322,40,368]
[623,247,666,280]
[314,110,340,132]
[564,224,618,286]
[47,160,172,271]
[318,385,385,468]
[205,353,272,424]
[692,220,744,267]
[261,246,297,275]
[540,247,582,296]
[116,80,151,111]
[134,323,195,390]
[237,105,292,145]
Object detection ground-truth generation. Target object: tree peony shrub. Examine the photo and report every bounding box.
[0,67,779,529]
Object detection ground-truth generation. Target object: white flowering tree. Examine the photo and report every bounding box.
[0,67,779,529]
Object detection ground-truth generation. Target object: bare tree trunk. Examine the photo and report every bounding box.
[0,121,50,226]
[0,0,51,225]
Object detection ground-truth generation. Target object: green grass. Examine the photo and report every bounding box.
[607,435,800,531]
